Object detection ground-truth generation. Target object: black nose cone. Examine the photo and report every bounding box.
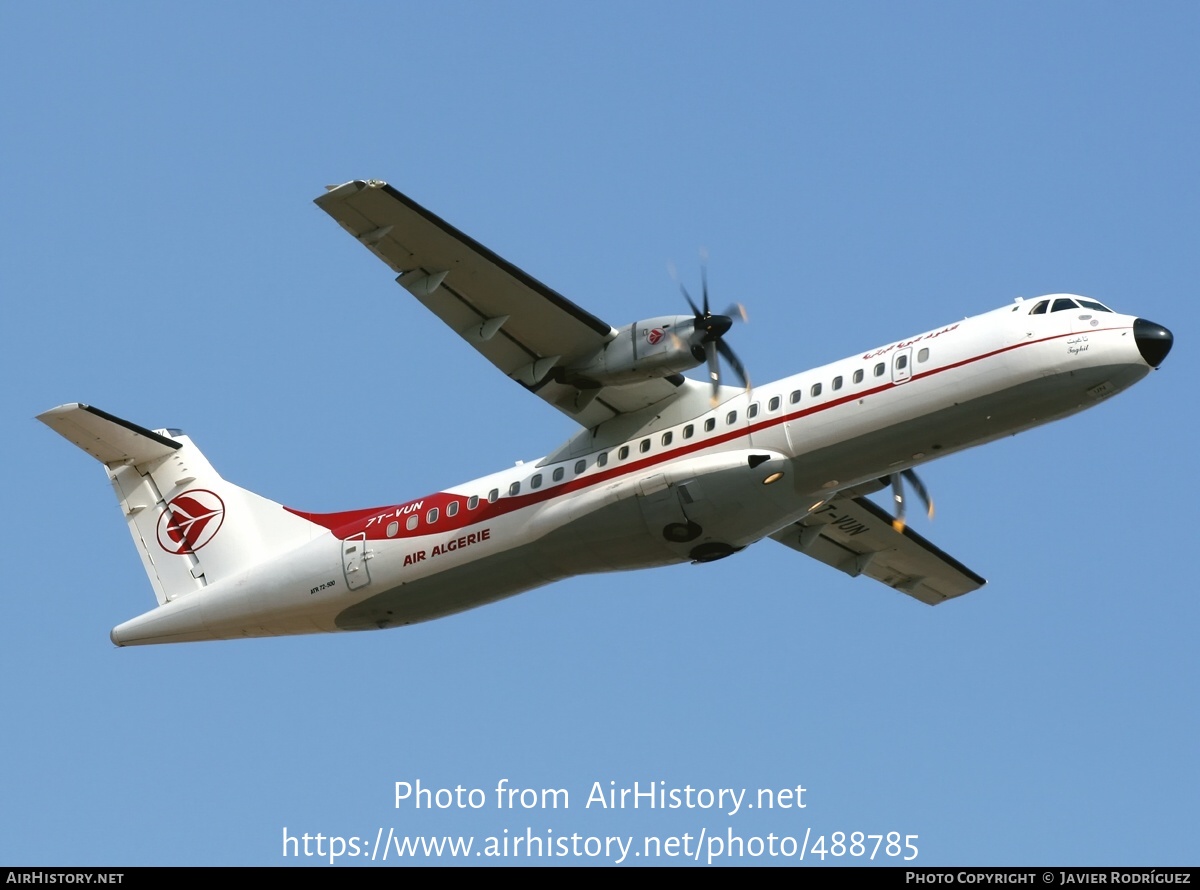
[1134,318,1173,368]
[703,314,733,341]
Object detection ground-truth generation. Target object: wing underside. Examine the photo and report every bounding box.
[770,496,985,604]
[315,180,684,428]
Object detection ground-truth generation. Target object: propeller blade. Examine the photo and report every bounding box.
[669,261,703,317]
[716,338,750,390]
[725,302,748,323]
[707,348,721,404]
[888,468,934,532]
[902,468,935,519]
[890,473,907,532]
[700,249,710,316]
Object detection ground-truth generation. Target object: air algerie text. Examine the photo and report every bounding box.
[403,528,491,566]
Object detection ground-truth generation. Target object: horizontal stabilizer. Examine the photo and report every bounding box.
[37,403,179,467]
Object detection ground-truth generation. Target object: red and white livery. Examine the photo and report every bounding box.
[39,180,1174,645]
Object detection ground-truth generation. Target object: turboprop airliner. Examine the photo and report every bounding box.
[39,179,1174,646]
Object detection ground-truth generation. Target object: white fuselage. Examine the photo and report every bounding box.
[109,298,1160,645]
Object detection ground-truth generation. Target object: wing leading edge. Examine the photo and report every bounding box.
[315,180,685,428]
[770,496,986,605]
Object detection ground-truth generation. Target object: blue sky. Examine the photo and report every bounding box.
[2,2,1196,866]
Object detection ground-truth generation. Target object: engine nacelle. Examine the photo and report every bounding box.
[564,315,702,386]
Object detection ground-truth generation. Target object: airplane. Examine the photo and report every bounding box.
[38,179,1174,646]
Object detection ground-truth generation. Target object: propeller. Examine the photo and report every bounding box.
[888,468,935,533]
[669,254,750,403]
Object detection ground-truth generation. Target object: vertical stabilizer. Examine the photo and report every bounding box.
[38,404,322,605]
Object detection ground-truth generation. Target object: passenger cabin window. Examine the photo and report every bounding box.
[704,418,716,432]
[618,446,630,460]
[467,495,480,510]
[426,507,439,523]
[747,403,759,419]
[874,362,885,377]
[447,501,459,517]
[487,488,499,504]
[553,467,565,482]
[726,411,737,425]
[832,376,843,391]
[597,452,608,467]
[661,431,673,446]
[574,460,585,475]
[683,424,694,439]
[406,514,419,531]
[508,481,520,496]
[769,395,781,411]
[810,382,822,397]
[790,390,801,404]
[918,347,929,363]
[639,439,650,453]
[530,474,542,489]
[386,520,399,538]
[896,355,908,369]
[853,369,864,384]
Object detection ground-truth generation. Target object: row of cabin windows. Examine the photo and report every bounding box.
[390,347,936,536]
[747,348,932,410]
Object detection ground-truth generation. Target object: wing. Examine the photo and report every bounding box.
[314,179,685,428]
[770,496,985,604]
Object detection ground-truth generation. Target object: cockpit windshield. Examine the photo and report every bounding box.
[1028,296,1114,315]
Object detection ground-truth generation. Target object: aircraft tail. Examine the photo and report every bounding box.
[38,403,323,605]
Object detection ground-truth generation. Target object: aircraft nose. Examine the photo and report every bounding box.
[1133,318,1173,368]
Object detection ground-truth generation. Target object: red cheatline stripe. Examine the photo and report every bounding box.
[286,325,1126,540]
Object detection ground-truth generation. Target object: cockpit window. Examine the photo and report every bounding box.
[1030,300,1049,315]
[1052,298,1078,312]
[1077,299,1113,313]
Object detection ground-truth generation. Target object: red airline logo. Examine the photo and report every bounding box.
[646,328,665,346]
[157,490,225,554]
